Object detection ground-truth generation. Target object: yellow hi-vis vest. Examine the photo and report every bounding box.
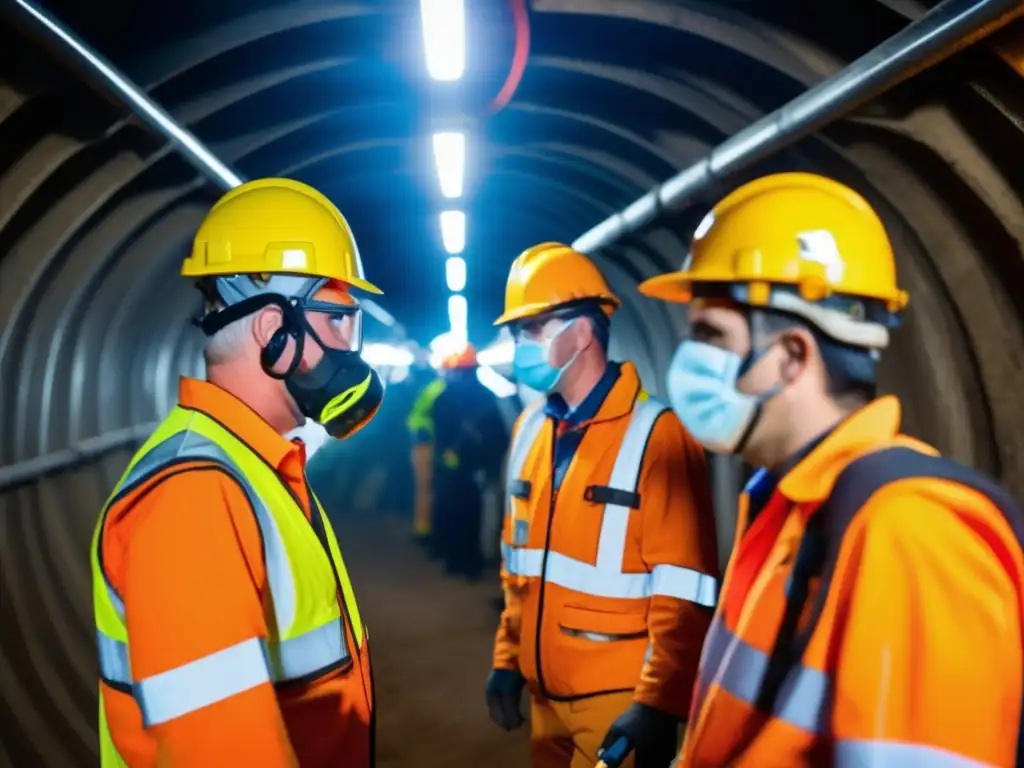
[406,378,446,440]
[91,406,366,766]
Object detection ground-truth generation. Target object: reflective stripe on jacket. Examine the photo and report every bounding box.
[92,395,372,767]
[681,396,1024,767]
[494,362,720,714]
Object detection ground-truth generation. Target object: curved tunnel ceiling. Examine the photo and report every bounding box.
[2,0,1024,762]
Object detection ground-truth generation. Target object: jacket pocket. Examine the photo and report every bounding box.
[559,604,648,641]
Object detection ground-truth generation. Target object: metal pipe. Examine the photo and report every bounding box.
[0,423,159,491]
[572,0,1023,254]
[6,0,398,330]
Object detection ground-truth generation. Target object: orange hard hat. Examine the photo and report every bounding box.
[444,344,478,369]
[493,242,620,326]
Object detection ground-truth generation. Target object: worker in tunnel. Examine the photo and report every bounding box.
[639,172,1024,768]
[485,242,721,768]
[407,359,448,549]
[430,343,509,581]
[90,178,382,767]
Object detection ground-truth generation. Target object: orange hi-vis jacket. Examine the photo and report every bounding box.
[494,362,720,716]
[681,396,1024,767]
[95,379,374,767]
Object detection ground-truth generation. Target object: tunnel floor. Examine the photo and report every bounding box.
[339,514,530,768]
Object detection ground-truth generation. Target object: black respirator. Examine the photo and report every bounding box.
[197,291,383,440]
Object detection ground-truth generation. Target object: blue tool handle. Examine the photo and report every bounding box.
[596,736,631,768]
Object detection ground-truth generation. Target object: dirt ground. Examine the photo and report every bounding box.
[339,515,531,768]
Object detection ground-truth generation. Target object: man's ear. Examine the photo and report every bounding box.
[781,327,814,381]
[252,305,284,348]
[575,317,596,352]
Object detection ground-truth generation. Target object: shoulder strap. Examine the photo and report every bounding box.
[758,447,1024,762]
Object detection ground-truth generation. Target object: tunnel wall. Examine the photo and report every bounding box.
[3,2,1024,764]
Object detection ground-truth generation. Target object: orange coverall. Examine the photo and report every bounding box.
[99,379,373,767]
[496,362,720,764]
[681,395,1024,767]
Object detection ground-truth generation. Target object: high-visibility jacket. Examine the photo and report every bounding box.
[494,362,720,716]
[681,396,1024,767]
[92,378,373,767]
[408,378,446,535]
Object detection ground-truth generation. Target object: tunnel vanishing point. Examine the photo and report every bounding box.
[2,0,1024,764]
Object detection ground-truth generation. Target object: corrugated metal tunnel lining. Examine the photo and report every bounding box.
[2,0,1024,763]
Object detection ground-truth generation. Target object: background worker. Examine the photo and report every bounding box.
[91,178,382,767]
[431,344,509,581]
[484,242,720,768]
[639,172,1024,768]
[407,362,448,548]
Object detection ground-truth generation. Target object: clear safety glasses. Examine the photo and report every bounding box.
[301,299,364,354]
[512,312,574,343]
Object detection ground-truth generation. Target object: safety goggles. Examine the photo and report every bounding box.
[300,298,363,354]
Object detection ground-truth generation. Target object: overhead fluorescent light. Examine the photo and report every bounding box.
[429,330,466,368]
[446,256,467,292]
[362,343,415,368]
[440,210,465,254]
[478,339,514,366]
[477,365,517,397]
[432,131,465,199]
[448,294,468,345]
[419,0,465,81]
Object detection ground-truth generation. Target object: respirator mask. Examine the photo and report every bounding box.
[197,275,383,440]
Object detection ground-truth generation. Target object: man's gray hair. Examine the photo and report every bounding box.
[203,312,255,366]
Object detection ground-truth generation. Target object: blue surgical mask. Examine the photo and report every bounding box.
[513,321,578,393]
[666,340,774,454]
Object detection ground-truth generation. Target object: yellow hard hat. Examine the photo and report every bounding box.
[493,242,620,326]
[639,172,909,348]
[181,177,382,294]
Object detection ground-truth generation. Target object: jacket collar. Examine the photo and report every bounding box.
[777,395,921,504]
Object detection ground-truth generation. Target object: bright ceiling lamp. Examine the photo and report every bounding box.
[429,330,465,368]
[448,293,468,346]
[477,365,517,398]
[446,256,466,292]
[478,338,514,366]
[432,131,465,199]
[362,343,415,368]
[419,0,465,81]
[440,210,465,254]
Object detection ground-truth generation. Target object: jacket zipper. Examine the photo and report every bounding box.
[533,419,559,699]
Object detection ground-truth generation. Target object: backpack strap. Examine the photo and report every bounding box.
[756,447,1024,763]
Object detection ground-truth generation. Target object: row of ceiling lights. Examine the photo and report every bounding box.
[420,0,470,353]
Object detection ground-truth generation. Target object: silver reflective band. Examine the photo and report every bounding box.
[505,401,547,515]
[265,618,346,681]
[501,397,719,607]
[695,617,830,734]
[97,629,131,686]
[136,637,270,727]
[835,739,992,768]
[99,619,348,695]
[504,547,718,602]
[651,564,718,607]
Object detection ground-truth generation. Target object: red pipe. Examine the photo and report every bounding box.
[490,0,531,114]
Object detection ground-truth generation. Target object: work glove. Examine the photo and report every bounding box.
[485,668,526,731]
[597,702,680,768]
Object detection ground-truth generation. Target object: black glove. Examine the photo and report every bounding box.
[598,702,680,768]
[485,668,526,731]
